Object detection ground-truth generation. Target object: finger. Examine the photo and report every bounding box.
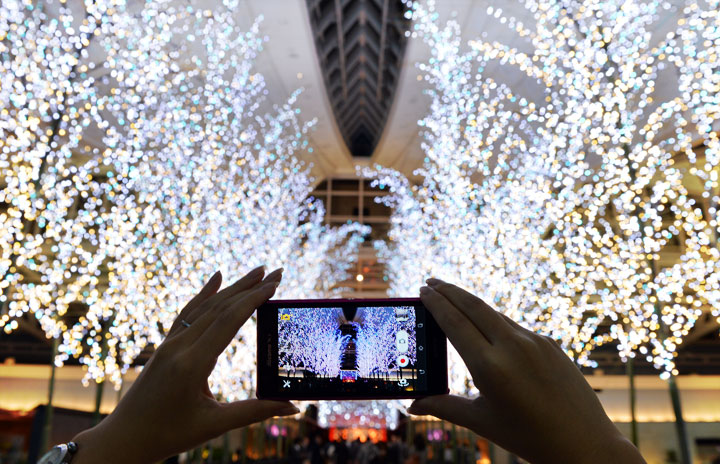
[213,265,266,304]
[426,278,509,343]
[498,312,532,334]
[167,271,222,338]
[419,286,490,371]
[408,395,491,437]
[177,267,269,342]
[211,399,299,434]
[262,267,283,283]
[195,281,279,359]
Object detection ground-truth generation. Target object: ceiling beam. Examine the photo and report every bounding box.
[334,0,348,100]
[306,0,410,157]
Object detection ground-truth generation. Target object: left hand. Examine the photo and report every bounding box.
[71,266,298,464]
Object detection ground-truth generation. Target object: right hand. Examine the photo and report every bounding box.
[409,278,646,464]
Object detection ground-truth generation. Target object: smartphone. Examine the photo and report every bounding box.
[256,298,448,400]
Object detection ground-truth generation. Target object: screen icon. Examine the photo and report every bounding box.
[282,380,291,388]
[396,330,409,352]
[281,314,291,321]
[398,379,409,387]
[395,307,410,322]
[397,355,410,367]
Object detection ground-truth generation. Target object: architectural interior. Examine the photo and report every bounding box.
[1,1,719,463]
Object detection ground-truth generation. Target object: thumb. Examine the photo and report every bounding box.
[214,399,300,432]
[408,395,489,435]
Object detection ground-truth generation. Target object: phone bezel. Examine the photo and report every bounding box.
[256,298,448,400]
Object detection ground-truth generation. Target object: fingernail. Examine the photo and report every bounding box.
[407,405,423,415]
[280,405,300,415]
[266,268,283,280]
[249,265,265,277]
[209,271,221,284]
[426,278,442,286]
[419,286,431,295]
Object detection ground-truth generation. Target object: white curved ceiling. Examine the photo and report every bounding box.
[248,0,690,182]
[239,1,518,181]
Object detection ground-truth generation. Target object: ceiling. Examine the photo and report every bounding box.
[229,0,693,183]
[232,0,513,180]
[306,0,411,158]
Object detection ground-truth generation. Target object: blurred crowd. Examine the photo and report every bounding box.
[287,433,483,464]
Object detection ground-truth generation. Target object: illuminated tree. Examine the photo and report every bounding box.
[66,0,367,399]
[370,2,719,459]
[1,0,368,404]
[1,0,128,448]
[0,0,120,334]
[318,400,400,430]
[673,3,720,322]
[363,0,591,394]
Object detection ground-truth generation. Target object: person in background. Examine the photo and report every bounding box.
[442,441,454,464]
[407,433,427,464]
[325,437,337,463]
[335,438,350,464]
[386,433,405,464]
[370,441,388,464]
[44,266,646,464]
[289,438,306,464]
[460,439,474,464]
[349,437,362,464]
[473,442,483,464]
[302,436,313,464]
[309,434,325,464]
[356,438,378,464]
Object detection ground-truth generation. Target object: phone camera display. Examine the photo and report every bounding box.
[277,305,427,394]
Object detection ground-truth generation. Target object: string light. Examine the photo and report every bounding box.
[319,401,400,430]
[1,0,368,397]
[366,0,720,391]
[1,0,121,335]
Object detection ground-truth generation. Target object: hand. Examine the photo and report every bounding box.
[71,266,299,464]
[409,279,645,464]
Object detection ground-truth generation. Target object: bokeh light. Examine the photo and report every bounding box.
[366,0,720,391]
[1,0,368,398]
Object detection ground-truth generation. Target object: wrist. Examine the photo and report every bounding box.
[71,420,149,464]
[579,433,646,464]
[70,426,117,464]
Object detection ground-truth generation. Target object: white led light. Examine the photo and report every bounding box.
[1,0,368,399]
[365,0,720,389]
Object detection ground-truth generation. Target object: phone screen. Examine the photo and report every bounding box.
[257,299,447,400]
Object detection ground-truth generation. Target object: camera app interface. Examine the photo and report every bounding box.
[277,305,428,395]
